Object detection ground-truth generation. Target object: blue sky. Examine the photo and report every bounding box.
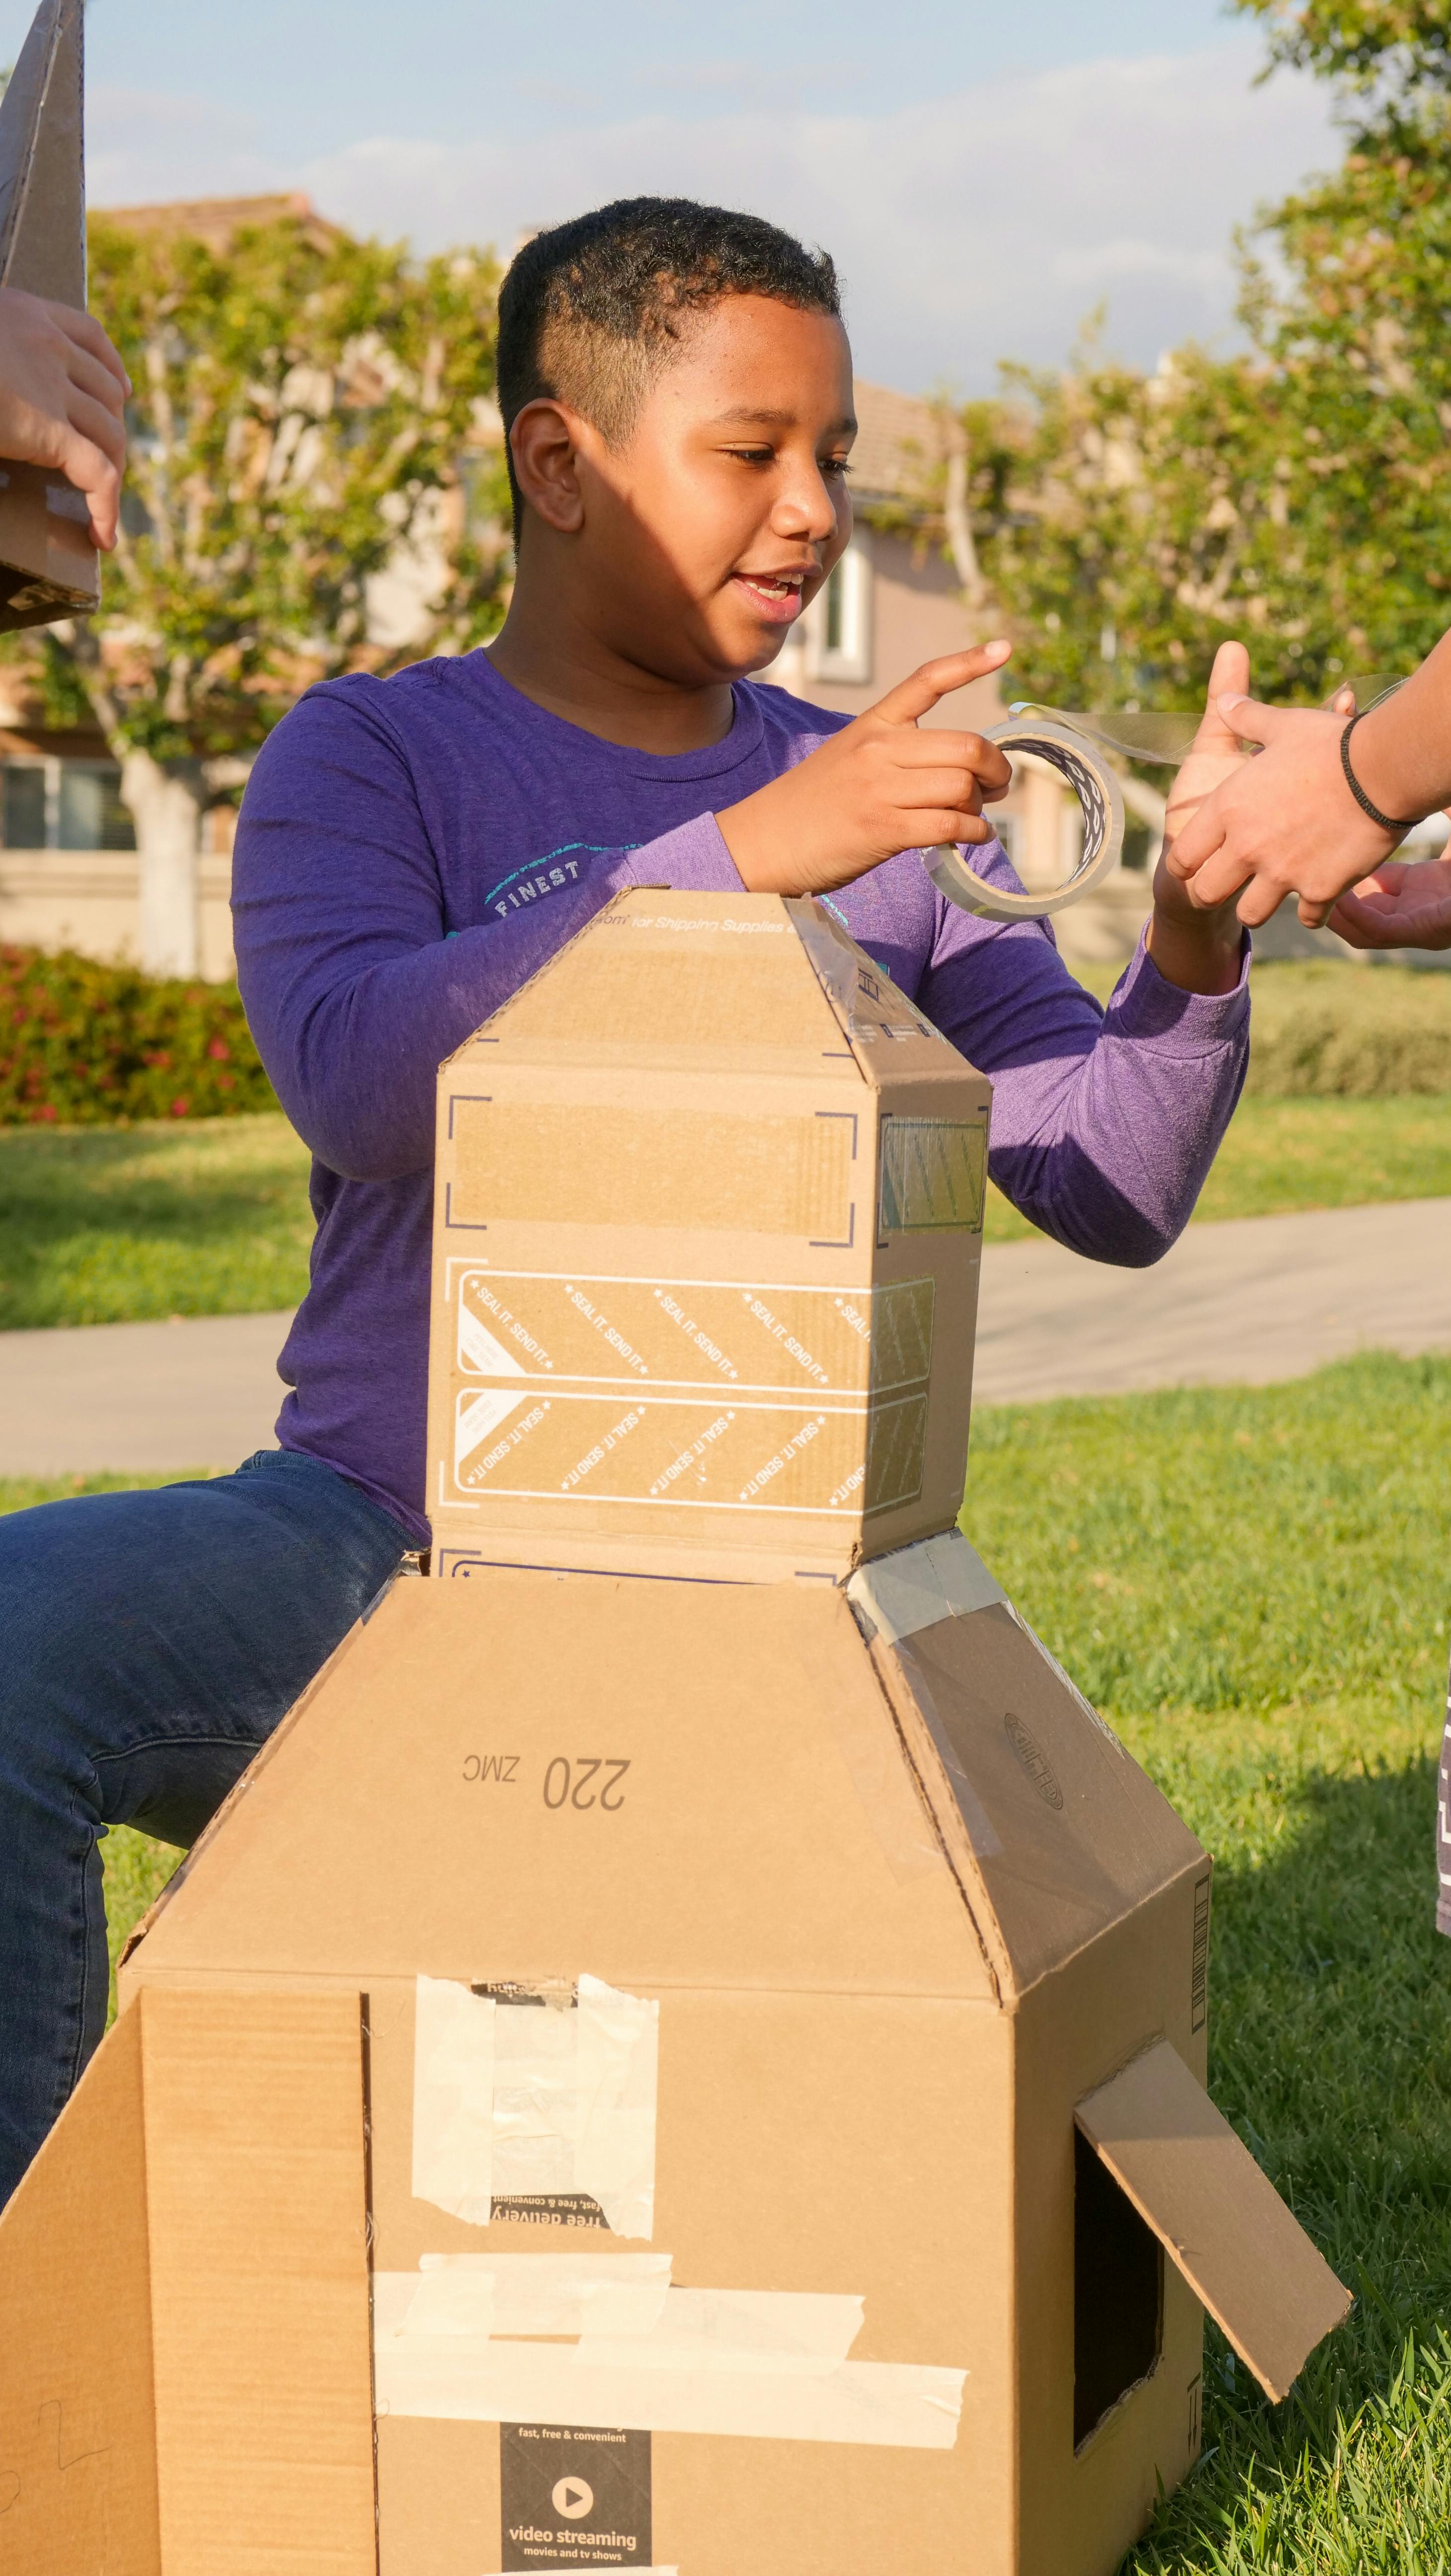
[14,0,1337,391]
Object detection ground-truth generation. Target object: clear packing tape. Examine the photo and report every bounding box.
[929,674,1407,925]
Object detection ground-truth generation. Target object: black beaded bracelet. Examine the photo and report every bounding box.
[1340,712,1421,836]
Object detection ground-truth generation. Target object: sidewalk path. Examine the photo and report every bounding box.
[974,1195,1451,1405]
[1,1199,1449,1476]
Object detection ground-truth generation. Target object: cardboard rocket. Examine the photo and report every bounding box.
[0,0,100,630]
[0,894,1351,2575]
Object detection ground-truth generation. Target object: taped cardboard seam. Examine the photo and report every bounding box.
[864,1635,1009,2006]
[373,2270,964,2448]
[846,1529,1004,1646]
[812,1603,950,1889]
[1005,1601,1128,1754]
[411,1972,659,2238]
[405,2251,672,2340]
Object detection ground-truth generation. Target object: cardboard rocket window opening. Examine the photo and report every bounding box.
[0,891,1350,2576]
[0,0,102,630]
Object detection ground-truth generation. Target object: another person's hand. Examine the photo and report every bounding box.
[717,643,1014,898]
[1144,639,1253,995]
[1329,847,1451,952]
[0,286,130,550]
[1163,675,1403,929]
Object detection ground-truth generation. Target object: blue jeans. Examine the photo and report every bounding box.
[0,1449,410,2207]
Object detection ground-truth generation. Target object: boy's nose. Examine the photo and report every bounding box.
[771,477,842,543]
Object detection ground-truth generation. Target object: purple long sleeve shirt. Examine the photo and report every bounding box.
[232,649,1249,1543]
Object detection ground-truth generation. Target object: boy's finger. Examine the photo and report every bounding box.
[889,729,1013,794]
[892,766,990,816]
[1190,641,1251,751]
[872,641,1011,728]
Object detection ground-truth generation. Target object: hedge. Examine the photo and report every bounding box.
[0,945,276,1125]
[3,943,1451,1129]
[1244,959,1451,1098]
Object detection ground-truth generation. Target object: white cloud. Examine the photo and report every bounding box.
[89,42,1337,391]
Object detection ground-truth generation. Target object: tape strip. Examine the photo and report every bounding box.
[847,1530,1004,1646]
[578,2286,864,2377]
[411,1972,660,2237]
[405,2252,671,2340]
[374,2272,963,2449]
[412,1974,495,2225]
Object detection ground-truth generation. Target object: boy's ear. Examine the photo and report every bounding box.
[509,398,589,535]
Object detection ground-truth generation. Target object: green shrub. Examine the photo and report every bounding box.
[0,945,276,1126]
[1244,961,1451,1097]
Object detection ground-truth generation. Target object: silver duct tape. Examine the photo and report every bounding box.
[927,717,1126,923]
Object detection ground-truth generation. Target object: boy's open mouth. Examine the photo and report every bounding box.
[731,569,806,625]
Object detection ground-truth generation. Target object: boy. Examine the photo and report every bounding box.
[0,197,1250,2207]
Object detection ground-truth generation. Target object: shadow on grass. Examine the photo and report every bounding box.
[1129,1748,1451,2570]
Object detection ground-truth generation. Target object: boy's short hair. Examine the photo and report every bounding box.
[496,196,841,539]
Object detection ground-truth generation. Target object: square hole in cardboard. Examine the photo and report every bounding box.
[1073,2125,1163,2448]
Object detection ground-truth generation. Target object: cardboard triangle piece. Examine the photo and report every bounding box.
[1076,2039,1353,2403]
[0,0,100,627]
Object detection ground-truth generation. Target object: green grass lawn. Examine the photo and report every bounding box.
[6,1349,1450,2569]
[0,1116,314,1328]
[986,1092,1451,1242]
[4,1086,1451,1322]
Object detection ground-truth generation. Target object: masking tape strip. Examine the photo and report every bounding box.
[374,2274,964,2448]
[577,2286,865,2375]
[406,2252,672,2340]
[412,1974,495,2225]
[412,1972,659,2237]
[847,1530,1004,1646]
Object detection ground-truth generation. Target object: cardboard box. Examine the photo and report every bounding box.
[0,0,102,630]
[427,889,990,1584]
[1,894,1351,2574]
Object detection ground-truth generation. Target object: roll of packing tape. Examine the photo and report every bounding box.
[927,716,1126,923]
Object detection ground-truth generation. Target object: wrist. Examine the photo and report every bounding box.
[1344,709,1424,838]
[715,794,819,896]
[1145,895,1243,996]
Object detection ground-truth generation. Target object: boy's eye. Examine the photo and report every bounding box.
[821,456,853,480]
[726,446,776,466]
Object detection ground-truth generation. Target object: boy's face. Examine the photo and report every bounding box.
[524,295,857,688]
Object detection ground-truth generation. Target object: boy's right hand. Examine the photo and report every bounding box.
[716,642,1014,897]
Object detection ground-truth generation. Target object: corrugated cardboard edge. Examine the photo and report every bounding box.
[116,1575,405,1984]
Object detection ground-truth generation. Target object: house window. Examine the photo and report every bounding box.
[1,757,136,851]
[804,530,874,685]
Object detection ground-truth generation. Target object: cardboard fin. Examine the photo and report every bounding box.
[0,1986,377,2572]
[140,1985,378,2566]
[1075,2038,1352,2403]
[0,1995,161,2573]
[0,0,99,627]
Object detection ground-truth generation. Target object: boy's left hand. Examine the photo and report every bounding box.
[1145,642,1252,996]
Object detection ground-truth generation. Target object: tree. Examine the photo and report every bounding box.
[951,1,1451,724]
[23,207,507,974]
